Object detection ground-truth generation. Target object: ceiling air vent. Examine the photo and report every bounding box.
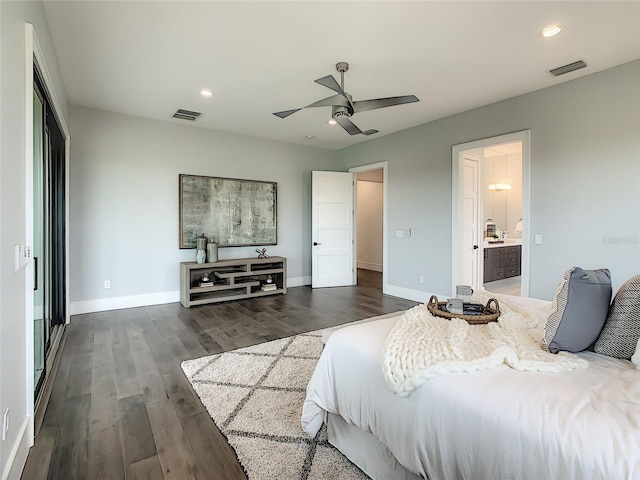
[549,60,587,77]
[172,109,202,121]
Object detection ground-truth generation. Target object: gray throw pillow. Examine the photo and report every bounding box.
[542,267,612,354]
[594,275,640,360]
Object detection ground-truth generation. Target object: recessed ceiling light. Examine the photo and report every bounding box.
[541,24,562,37]
[200,89,214,97]
[305,135,315,140]
[327,118,337,126]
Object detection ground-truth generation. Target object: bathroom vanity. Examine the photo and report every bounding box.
[483,241,522,283]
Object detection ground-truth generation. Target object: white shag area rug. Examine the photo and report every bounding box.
[181,330,369,480]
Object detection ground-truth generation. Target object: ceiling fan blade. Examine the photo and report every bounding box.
[362,129,379,136]
[335,116,362,135]
[315,75,348,98]
[305,94,350,109]
[274,95,350,119]
[273,109,301,119]
[353,95,419,113]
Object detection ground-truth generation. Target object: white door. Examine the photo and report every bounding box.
[460,154,481,288]
[312,171,355,288]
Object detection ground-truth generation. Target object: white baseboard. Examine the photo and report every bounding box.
[2,417,30,480]
[70,276,313,315]
[384,284,447,304]
[357,261,383,272]
[70,290,180,315]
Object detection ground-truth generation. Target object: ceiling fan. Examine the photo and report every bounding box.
[273,62,419,136]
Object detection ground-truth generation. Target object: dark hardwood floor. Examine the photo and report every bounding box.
[21,276,416,480]
[357,268,382,289]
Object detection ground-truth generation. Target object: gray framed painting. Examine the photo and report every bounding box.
[179,174,277,248]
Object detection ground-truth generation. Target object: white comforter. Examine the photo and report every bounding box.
[382,291,587,396]
[302,294,640,480]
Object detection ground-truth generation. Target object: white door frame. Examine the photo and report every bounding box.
[25,23,71,444]
[349,161,388,294]
[451,131,531,296]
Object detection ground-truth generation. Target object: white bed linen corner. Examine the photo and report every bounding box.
[302,293,640,480]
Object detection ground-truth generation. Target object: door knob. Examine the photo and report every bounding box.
[313,242,321,246]
[473,245,479,250]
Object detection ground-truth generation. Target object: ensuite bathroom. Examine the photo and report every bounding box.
[483,143,523,296]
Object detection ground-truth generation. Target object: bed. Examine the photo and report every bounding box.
[302,293,640,480]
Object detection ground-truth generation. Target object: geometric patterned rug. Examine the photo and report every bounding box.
[181,330,370,480]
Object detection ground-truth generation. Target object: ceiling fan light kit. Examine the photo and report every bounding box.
[273,62,419,136]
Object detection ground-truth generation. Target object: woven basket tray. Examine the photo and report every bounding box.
[427,295,500,325]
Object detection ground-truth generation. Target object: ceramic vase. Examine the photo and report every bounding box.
[207,241,218,263]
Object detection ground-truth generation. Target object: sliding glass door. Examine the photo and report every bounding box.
[33,68,66,402]
[33,83,46,394]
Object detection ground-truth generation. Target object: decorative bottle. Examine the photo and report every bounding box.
[207,238,218,263]
[196,233,208,264]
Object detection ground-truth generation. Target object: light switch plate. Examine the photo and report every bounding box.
[14,245,20,272]
[395,230,404,238]
[534,234,543,245]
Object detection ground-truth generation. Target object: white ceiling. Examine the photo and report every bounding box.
[42,1,640,151]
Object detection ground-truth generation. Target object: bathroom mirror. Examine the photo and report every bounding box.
[483,146,522,237]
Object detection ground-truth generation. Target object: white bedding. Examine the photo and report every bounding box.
[302,294,640,480]
[382,291,587,396]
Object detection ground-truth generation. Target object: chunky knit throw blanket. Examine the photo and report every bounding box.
[382,291,588,397]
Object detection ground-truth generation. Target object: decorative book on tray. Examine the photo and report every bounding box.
[427,294,500,325]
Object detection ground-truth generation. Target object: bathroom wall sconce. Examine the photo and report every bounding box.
[488,183,512,191]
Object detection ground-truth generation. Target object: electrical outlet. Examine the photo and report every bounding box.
[2,407,9,442]
[104,280,111,289]
[419,275,424,284]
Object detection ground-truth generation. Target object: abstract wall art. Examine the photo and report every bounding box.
[179,174,277,248]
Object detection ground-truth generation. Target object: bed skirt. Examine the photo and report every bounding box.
[327,413,423,480]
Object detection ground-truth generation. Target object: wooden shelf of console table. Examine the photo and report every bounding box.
[180,256,287,308]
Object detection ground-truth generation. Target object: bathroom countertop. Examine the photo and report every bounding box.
[483,238,522,249]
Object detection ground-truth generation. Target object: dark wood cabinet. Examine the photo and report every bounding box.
[483,245,521,283]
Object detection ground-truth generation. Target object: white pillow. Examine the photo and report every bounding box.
[632,337,640,371]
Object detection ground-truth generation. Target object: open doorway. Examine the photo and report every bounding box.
[452,131,531,297]
[311,163,387,291]
[350,162,388,292]
[355,169,383,289]
[482,142,523,296]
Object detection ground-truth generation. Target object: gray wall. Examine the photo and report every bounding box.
[337,60,640,300]
[0,1,68,477]
[69,106,339,309]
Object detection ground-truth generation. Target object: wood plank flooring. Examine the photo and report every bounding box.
[21,276,417,480]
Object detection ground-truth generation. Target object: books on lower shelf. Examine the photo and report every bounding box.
[261,284,277,292]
